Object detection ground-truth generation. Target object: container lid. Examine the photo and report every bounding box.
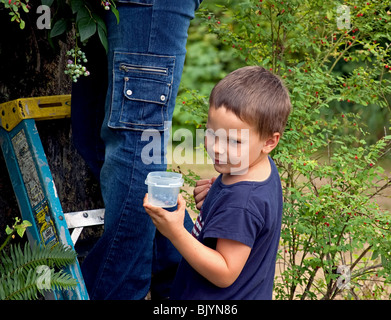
[145,171,184,187]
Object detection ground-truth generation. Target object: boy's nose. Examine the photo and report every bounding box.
[213,137,227,155]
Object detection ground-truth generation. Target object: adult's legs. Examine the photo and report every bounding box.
[76,0,201,300]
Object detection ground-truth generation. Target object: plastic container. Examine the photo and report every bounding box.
[145,171,184,208]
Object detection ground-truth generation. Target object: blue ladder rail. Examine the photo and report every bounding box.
[0,95,89,300]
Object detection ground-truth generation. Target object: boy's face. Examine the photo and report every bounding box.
[205,106,277,176]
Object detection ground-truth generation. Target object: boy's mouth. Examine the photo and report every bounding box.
[214,157,227,165]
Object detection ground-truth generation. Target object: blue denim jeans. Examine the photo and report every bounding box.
[71,0,201,299]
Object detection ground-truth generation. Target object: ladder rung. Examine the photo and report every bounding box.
[64,209,105,229]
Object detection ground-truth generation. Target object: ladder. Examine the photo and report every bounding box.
[0,95,104,300]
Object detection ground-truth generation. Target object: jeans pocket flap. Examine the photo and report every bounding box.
[109,52,175,131]
[124,77,170,105]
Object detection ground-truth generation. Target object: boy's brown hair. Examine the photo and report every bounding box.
[209,66,291,138]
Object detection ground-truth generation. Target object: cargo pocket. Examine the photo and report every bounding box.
[109,52,175,131]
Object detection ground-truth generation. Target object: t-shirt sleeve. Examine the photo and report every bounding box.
[202,207,264,248]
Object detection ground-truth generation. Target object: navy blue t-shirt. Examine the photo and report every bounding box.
[170,156,283,300]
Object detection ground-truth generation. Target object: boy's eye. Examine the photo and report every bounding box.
[229,138,240,145]
[205,128,215,137]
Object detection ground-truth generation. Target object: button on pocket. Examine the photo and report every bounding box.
[109,52,175,131]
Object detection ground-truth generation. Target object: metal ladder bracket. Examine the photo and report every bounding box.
[64,209,105,245]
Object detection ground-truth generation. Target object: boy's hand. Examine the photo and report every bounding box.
[143,193,186,240]
[193,177,217,210]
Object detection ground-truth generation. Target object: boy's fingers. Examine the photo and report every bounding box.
[196,177,217,185]
[194,187,209,203]
[145,193,185,215]
[143,194,164,215]
[195,179,211,186]
[194,182,210,197]
[143,193,152,209]
[196,199,204,210]
[194,177,216,195]
[194,177,217,206]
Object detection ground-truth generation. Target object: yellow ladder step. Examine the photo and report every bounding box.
[0,95,71,131]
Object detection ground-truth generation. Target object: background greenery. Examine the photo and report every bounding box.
[175,0,391,300]
[175,0,391,146]
[1,0,391,300]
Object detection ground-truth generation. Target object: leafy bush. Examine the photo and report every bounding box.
[0,0,117,82]
[180,0,391,299]
[0,0,30,29]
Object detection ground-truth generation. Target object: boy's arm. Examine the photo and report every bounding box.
[143,194,251,288]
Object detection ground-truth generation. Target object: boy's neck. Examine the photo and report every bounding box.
[221,155,271,185]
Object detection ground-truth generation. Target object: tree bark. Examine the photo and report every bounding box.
[0,3,104,243]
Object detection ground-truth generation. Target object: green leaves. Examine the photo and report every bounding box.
[78,16,96,42]
[0,242,78,300]
[5,218,31,238]
[0,218,78,300]
[1,218,32,253]
[47,0,111,54]
[50,18,67,38]
[74,5,109,52]
[97,17,108,53]
[183,0,391,300]
[1,0,30,29]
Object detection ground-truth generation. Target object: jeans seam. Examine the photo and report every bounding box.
[147,3,154,53]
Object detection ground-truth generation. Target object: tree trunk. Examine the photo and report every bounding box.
[0,3,104,244]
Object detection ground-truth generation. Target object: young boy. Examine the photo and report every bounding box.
[143,66,291,299]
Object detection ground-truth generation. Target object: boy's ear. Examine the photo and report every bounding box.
[262,132,280,154]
